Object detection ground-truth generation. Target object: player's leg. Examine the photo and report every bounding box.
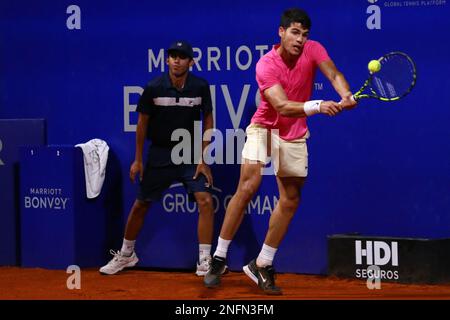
[203,161,264,286]
[262,132,308,256]
[205,124,268,287]
[217,124,269,254]
[263,176,305,249]
[243,176,304,295]
[219,160,264,240]
[243,133,308,294]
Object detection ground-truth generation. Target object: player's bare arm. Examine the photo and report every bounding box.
[319,60,357,109]
[263,84,342,117]
[130,113,149,183]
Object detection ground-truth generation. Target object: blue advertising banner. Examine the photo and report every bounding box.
[1,0,450,273]
[20,146,113,269]
[0,119,46,265]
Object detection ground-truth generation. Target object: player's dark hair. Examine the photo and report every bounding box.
[280,8,311,30]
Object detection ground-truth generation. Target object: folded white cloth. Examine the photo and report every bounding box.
[75,138,109,199]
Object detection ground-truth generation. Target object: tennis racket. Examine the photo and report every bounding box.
[352,51,417,102]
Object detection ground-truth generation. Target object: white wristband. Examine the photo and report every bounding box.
[303,100,323,116]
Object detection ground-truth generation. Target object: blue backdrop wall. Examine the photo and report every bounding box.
[1,0,449,274]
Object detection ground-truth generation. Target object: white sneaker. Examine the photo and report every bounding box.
[99,250,139,275]
[196,256,228,276]
[196,256,212,276]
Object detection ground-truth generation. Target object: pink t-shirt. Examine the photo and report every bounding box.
[252,40,330,140]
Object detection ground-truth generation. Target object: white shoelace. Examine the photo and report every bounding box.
[108,249,122,262]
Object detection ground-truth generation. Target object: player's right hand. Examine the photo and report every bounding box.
[319,101,343,116]
[129,161,144,183]
[339,96,358,110]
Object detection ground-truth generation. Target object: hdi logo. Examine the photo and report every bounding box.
[355,241,399,266]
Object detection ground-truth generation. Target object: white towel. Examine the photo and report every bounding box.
[75,138,109,199]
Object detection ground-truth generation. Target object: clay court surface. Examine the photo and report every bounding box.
[1,267,450,300]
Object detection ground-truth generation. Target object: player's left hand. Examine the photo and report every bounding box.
[193,163,213,187]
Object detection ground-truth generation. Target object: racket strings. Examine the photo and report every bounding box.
[370,54,416,99]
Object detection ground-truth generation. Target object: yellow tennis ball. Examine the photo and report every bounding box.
[368,60,381,73]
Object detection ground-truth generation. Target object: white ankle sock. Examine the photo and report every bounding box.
[199,244,212,262]
[256,244,277,267]
[213,237,231,259]
[121,238,136,257]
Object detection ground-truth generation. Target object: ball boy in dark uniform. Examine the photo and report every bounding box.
[100,41,222,276]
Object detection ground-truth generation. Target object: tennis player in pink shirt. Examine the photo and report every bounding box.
[205,8,357,294]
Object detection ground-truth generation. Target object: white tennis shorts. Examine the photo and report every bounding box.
[241,123,309,177]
